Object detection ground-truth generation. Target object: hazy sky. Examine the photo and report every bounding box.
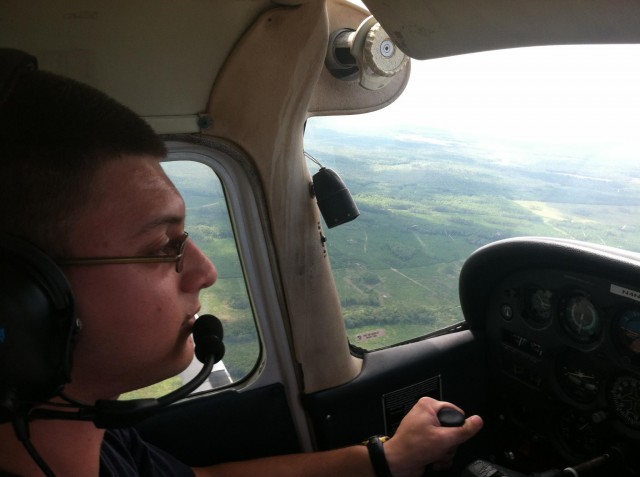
[402,46,639,141]
[318,44,640,149]
[341,0,640,144]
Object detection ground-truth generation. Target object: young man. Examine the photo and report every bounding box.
[0,69,482,476]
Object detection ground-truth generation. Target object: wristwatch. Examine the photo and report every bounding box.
[366,435,393,477]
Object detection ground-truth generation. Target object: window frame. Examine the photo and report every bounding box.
[163,137,313,447]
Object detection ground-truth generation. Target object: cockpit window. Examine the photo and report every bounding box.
[304,45,640,350]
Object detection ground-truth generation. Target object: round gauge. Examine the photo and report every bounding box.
[609,375,640,428]
[616,309,640,356]
[556,407,604,457]
[557,351,603,403]
[524,289,553,326]
[560,295,601,343]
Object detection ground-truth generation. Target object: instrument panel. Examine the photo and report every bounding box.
[487,267,640,461]
[457,238,640,474]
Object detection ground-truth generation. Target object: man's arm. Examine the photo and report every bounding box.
[193,397,484,477]
[194,445,375,477]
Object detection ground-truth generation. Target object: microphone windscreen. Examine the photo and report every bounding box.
[192,314,225,364]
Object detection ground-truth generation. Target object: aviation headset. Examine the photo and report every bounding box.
[0,49,79,423]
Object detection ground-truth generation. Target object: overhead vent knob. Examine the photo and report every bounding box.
[326,16,408,91]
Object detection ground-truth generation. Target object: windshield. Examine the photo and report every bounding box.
[304,45,640,350]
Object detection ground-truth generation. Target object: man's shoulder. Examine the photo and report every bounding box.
[101,427,195,477]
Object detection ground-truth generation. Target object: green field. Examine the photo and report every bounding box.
[305,123,640,349]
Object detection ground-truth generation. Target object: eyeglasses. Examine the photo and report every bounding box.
[56,232,189,273]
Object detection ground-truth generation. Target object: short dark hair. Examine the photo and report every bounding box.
[0,70,167,256]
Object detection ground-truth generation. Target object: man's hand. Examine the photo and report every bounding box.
[383,397,484,477]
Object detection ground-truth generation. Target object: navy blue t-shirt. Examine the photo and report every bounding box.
[0,428,195,477]
[100,428,195,477]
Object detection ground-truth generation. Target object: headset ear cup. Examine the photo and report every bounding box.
[0,236,77,419]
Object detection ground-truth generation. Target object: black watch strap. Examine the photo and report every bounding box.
[366,436,393,477]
